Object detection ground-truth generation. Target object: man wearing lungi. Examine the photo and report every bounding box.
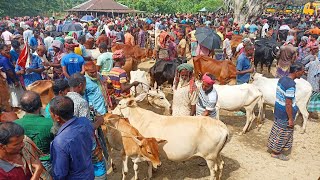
[267,63,305,161]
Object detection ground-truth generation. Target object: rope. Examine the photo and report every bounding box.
[103,117,140,139]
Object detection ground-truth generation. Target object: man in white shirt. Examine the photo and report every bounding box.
[223,32,233,60]
[23,26,33,43]
[43,31,54,51]
[1,27,13,45]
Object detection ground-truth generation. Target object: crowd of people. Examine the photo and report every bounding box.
[0,11,320,179]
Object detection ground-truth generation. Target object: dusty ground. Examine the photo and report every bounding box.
[107,59,320,180]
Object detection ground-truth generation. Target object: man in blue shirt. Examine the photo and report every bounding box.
[236,43,255,84]
[0,44,24,108]
[49,96,94,179]
[61,42,85,79]
[84,61,107,115]
[29,30,43,52]
[268,63,305,161]
[15,53,44,87]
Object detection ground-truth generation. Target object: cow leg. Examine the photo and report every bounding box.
[147,161,153,179]
[217,155,224,180]
[260,63,264,72]
[240,107,252,135]
[133,160,139,180]
[122,154,129,180]
[206,159,217,180]
[215,106,220,120]
[297,105,309,134]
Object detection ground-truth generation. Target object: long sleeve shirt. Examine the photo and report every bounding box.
[50,117,94,180]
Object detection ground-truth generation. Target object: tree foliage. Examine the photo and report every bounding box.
[0,0,87,17]
[0,0,223,17]
[117,0,223,13]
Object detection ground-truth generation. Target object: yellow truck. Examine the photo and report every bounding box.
[303,1,320,15]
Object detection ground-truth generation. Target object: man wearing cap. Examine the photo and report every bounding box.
[223,32,233,60]
[196,73,218,118]
[235,38,252,56]
[106,50,139,102]
[172,63,198,116]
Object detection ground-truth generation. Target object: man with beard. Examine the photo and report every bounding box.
[268,63,305,161]
[196,73,218,118]
[0,122,50,179]
[172,63,198,116]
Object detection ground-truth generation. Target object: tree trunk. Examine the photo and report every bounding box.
[225,0,278,24]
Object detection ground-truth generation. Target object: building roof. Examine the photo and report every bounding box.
[68,0,141,13]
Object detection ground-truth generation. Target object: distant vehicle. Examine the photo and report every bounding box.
[266,4,303,14]
[303,1,320,15]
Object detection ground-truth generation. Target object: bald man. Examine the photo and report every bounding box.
[34,45,50,79]
[15,91,54,172]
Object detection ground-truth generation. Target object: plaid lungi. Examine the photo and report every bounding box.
[308,91,320,112]
[267,121,294,153]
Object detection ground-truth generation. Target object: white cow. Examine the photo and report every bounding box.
[214,84,263,134]
[112,98,229,180]
[130,70,171,115]
[252,73,313,133]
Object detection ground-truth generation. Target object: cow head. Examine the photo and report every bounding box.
[112,98,134,117]
[132,136,167,168]
[134,89,171,115]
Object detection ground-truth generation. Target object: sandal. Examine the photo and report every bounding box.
[271,154,289,161]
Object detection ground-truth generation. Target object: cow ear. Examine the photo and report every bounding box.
[134,93,147,102]
[126,99,136,107]
[132,136,144,146]
[156,138,167,144]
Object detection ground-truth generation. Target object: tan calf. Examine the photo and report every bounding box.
[103,113,166,180]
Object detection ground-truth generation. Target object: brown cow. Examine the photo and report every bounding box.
[193,55,237,85]
[230,34,243,55]
[0,71,11,112]
[102,113,166,179]
[26,80,54,108]
[111,44,152,62]
[0,112,18,122]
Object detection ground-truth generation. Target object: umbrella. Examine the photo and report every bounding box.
[80,15,95,22]
[62,23,83,32]
[195,27,221,50]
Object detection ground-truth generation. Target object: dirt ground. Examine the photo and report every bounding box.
[107,59,320,180]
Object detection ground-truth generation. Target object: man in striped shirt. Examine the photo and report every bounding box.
[268,63,305,161]
[196,73,218,118]
[106,50,139,99]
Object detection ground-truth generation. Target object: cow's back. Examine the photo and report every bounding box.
[26,80,54,108]
[0,74,11,111]
[124,107,229,160]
